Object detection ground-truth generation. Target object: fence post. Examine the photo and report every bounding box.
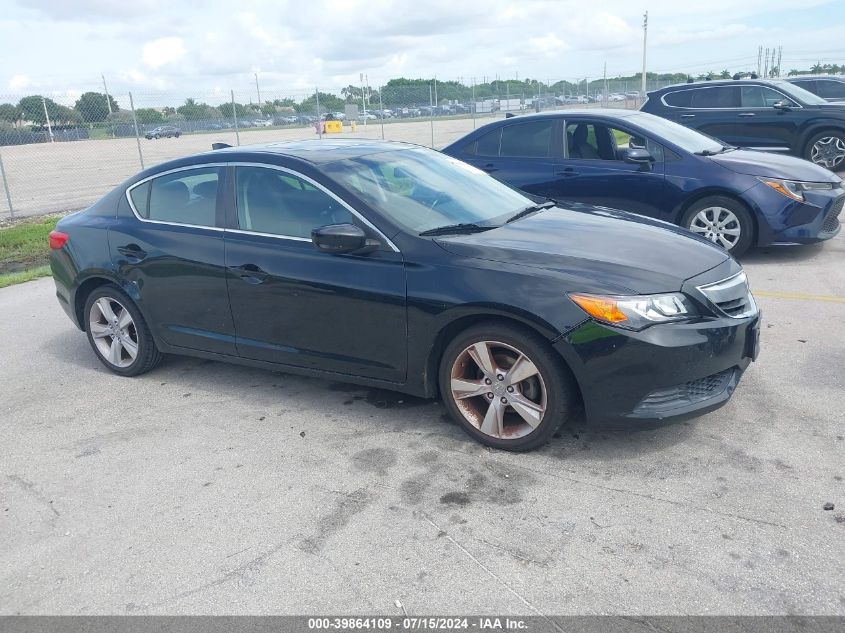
[378,90,385,140]
[231,90,240,146]
[429,84,434,148]
[128,92,145,170]
[471,78,476,129]
[315,88,322,140]
[0,145,13,218]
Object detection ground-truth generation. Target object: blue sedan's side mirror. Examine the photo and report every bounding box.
[623,147,655,164]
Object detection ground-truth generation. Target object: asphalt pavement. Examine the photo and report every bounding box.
[1,236,843,615]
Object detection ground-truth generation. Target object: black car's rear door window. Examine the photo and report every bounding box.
[690,86,740,108]
[130,167,220,228]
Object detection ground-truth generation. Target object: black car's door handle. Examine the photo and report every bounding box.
[738,112,756,117]
[481,163,498,173]
[679,114,696,119]
[230,263,269,284]
[117,244,147,260]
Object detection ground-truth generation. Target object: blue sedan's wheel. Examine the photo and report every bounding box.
[682,196,754,257]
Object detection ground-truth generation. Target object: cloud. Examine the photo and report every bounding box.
[8,74,32,90]
[142,37,185,69]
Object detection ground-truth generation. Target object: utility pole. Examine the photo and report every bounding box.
[254,72,262,107]
[603,61,608,107]
[641,11,648,97]
[777,46,783,78]
[757,46,763,77]
[764,47,769,78]
[41,96,54,143]
[101,73,113,115]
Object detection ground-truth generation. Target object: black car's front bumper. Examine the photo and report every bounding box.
[554,310,760,425]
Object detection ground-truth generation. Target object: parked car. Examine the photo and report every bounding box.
[625,91,641,99]
[252,119,273,127]
[785,75,845,103]
[331,112,347,120]
[359,111,378,120]
[641,78,845,170]
[144,126,180,139]
[48,139,760,451]
[442,110,843,256]
[608,93,626,102]
[273,115,298,125]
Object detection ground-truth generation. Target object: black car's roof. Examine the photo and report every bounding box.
[648,78,795,94]
[208,138,415,164]
[495,109,640,122]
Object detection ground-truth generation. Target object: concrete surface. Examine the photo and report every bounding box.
[0,236,844,615]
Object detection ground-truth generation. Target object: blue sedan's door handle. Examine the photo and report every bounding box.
[555,167,577,177]
[481,163,498,173]
[230,263,269,284]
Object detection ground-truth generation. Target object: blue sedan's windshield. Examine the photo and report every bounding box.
[324,148,533,234]
[627,112,727,154]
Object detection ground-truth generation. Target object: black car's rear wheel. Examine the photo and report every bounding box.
[681,196,754,257]
[439,323,576,451]
[805,130,845,170]
[84,285,162,376]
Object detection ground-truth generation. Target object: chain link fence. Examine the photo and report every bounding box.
[0,77,679,221]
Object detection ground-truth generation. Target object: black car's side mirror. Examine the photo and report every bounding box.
[772,100,792,111]
[622,147,655,165]
[312,223,374,255]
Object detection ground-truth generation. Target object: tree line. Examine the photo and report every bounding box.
[2,63,841,131]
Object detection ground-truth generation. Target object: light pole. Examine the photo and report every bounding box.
[254,72,262,108]
[641,11,648,98]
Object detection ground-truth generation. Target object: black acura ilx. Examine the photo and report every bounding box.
[50,140,760,451]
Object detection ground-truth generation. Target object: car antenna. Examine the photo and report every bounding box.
[212,142,232,150]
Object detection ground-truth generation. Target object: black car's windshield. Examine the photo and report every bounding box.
[628,112,727,154]
[770,80,829,105]
[324,148,534,234]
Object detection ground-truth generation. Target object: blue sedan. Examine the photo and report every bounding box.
[442,110,843,256]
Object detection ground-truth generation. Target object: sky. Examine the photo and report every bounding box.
[1,0,844,107]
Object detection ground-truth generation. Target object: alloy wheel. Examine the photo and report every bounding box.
[88,297,139,369]
[689,206,741,250]
[810,136,845,169]
[449,340,547,440]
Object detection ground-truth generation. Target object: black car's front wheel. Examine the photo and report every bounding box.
[439,323,577,451]
[84,285,162,376]
[805,130,845,170]
[681,196,754,257]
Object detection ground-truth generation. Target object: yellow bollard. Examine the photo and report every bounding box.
[350,120,357,133]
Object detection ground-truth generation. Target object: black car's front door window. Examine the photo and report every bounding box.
[235,166,355,238]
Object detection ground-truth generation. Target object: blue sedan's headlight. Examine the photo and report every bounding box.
[757,177,836,202]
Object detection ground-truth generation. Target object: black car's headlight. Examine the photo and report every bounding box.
[757,177,838,202]
[569,292,697,330]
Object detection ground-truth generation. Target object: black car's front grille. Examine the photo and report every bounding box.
[820,196,844,236]
[697,272,757,319]
[632,368,736,415]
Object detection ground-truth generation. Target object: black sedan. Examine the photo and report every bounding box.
[49,140,760,451]
[144,125,181,139]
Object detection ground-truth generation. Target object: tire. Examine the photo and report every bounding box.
[804,130,845,170]
[154,133,161,139]
[83,284,163,377]
[438,322,577,451]
[680,195,754,257]
[174,132,181,138]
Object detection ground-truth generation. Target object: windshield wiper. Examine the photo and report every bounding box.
[695,146,735,156]
[418,223,495,236]
[505,200,556,224]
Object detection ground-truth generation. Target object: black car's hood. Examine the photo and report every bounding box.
[710,148,840,182]
[435,204,730,295]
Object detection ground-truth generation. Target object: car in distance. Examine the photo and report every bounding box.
[441,110,843,256]
[641,78,845,170]
[785,75,845,103]
[144,125,181,139]
[49,139,760,451]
